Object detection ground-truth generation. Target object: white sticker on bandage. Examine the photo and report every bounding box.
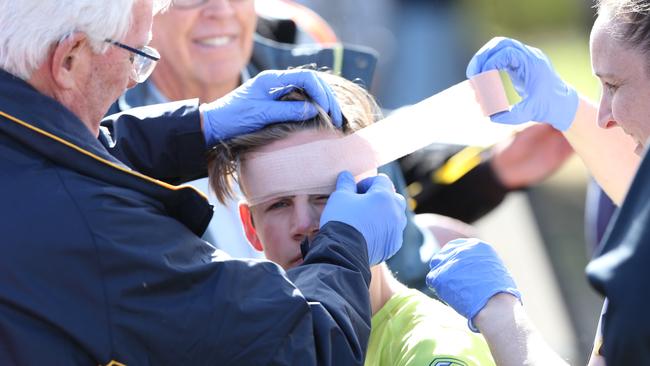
[241,70,511,206]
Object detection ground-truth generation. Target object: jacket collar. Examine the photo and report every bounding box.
[0,68,128,168]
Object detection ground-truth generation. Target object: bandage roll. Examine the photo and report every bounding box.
[241,70,511,206]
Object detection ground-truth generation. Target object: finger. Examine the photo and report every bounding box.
[491,99,533,125]
[491,111,524,125]
[446,238,470,246]
[356,176,377,193]
[268,84,299,99]
[365,174,396,194]
[274,69,326,98]
[481,47,524,76]
[279,70,343,127]
[466,37,520,77]
[261,100,319,123]
[317,77,343,127]
[300,74,342,127]
[425,270,440,288]
[334,171,356,193]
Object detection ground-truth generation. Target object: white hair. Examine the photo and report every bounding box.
[0,0,171,80]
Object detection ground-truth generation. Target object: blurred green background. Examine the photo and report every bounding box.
[461,0,599,100]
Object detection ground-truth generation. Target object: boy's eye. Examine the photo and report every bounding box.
[267,200,290,211]
[312,195,330,205]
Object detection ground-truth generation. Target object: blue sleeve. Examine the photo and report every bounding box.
[99,99,208,184]
[97,202,372,365]
[0,179,372,365]
[282,222,372,365]
[114,221,372,365]
[182,222,371,365]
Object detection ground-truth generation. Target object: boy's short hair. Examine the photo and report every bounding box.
[207,70,382,204]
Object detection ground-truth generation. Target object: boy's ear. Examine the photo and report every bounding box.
[51,32,90,89]
[239,203,264,252]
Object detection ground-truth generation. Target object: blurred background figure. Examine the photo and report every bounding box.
[298,0,602,364]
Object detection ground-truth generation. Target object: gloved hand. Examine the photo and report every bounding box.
[201,69,343,146]
[426,238,521,332]
[320,172,407,266]
[467,37,578,131]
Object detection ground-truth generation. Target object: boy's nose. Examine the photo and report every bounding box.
[291,206,320,242]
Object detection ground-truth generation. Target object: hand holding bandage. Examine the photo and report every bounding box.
[467,37,579,131]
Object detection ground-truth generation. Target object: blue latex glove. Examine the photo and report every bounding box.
[426,238,522,332]
[467,37,578,131]
[201,69,343,146]
[320,172,407,266]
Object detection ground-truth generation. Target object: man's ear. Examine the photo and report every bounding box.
[50,32,90,89]
[239,203,264,252]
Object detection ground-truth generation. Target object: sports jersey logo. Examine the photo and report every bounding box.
[429,357,468,366]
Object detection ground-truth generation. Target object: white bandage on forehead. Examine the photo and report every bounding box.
[240,70,511,206]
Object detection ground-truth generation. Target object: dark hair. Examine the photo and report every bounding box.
[206,71,382,204]
[596,0,650,55]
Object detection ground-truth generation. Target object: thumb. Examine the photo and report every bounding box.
[491,99,532,125]
[335,171,357,193]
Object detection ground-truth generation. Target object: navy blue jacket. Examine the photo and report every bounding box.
[0,69,371,365]
[587,148,650,364]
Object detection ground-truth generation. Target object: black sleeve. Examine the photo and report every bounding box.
[399,144,510,223]
[99,100,208,185]
[586,150,650,365]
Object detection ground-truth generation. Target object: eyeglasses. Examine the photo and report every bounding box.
[172,0,210,8]
[105,39,160,83]
[171,0,248,9]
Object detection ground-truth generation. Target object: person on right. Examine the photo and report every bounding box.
[426,0,650,365]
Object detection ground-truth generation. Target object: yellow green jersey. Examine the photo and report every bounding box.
[365,289,495,366]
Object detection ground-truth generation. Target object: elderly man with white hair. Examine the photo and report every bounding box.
[0,0,407,364]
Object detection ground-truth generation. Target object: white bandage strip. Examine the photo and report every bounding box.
[240,70,510,206]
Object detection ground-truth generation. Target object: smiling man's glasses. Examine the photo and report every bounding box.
[105,40,160,83]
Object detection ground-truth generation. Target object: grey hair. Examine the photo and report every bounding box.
[0,0,170,80]
[207,71,383,204]
[596,0,650,57]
